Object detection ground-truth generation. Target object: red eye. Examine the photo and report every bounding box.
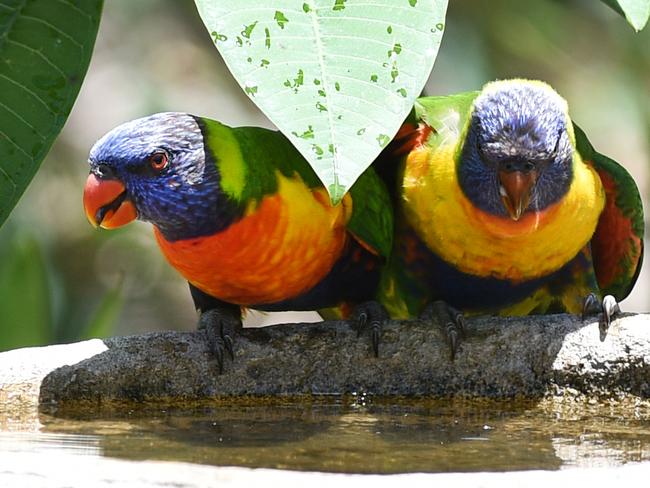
[149,151,169,171]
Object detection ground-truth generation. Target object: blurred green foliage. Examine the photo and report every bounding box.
[0,0,648,351]
[0,225,123,351]
[0,229,51,349]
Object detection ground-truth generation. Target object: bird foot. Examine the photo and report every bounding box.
[582,293,621,341]
[351,301,388,358]
[421,300,466,361]
[198,309,242,373]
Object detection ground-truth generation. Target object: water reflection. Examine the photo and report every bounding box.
[0,432,101,457]
[1,399,649,473]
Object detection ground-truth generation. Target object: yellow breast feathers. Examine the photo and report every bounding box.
[401,144,605,282]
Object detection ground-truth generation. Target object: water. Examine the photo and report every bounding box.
[2,397,650,474]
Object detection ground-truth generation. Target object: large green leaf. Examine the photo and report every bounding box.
[0,0,103,227]
[195,0,447,202]
[602,0,650,30]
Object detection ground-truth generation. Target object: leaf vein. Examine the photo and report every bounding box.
[306,2,339,188]
[0,98,46,140]
[0,73,56,115]
[54,0,93,21]
[6,38,68,79]
[0,163,18,195]
[0,127,33,160]
[0,0,27,45]
[19,14,83,48]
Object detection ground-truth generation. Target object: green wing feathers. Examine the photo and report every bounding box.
[347,169,394,260]
[574,123,645,300]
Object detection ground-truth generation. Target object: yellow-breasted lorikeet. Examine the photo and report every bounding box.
[377,79,644,357]
[82,113,393,369]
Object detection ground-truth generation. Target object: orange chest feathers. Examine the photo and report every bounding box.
[154,173,353,306]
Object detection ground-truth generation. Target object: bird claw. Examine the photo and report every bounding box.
[199,309,240,373]
[446,324,459,361]
[601,295,621,330]
[223,334,235,361]
[421,300,466,361]
[351,301,388,358]
[356,311,367,338]
[581,293,621,341]
[581,292,601,321]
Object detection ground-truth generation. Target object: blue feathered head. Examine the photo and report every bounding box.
[84,113,239,241]
[458,80,574,220]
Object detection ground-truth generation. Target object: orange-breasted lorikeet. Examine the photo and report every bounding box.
[377,79,644,356]
[83,113,393,369]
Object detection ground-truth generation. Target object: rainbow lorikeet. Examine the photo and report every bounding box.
[377,79,644,357]
[82,113,393,370]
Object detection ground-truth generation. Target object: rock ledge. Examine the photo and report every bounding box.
[1,314,649,413]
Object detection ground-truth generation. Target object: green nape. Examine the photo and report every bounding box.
[199,117,322,204]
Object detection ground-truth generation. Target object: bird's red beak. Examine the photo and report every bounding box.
[83,173,137,229]
[498,170,537,221]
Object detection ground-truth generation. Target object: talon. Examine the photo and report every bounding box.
[447,324,458,361]
[581,293,620,326]
[453,310,466,338]
[213,342,225,374]
[421,300,466,361]
[601,295,620,329]
[582,293,600,321]
[580,293,621,342]
[356,312,368,337]
[371,321,381,358]
[224,334,235,361]
[198,309,240,374]
[351,301,388,358]
[189,284,242,374]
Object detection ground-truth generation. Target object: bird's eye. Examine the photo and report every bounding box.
[149,151,169,171]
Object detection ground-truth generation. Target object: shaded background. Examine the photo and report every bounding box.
[0,0,648,350]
